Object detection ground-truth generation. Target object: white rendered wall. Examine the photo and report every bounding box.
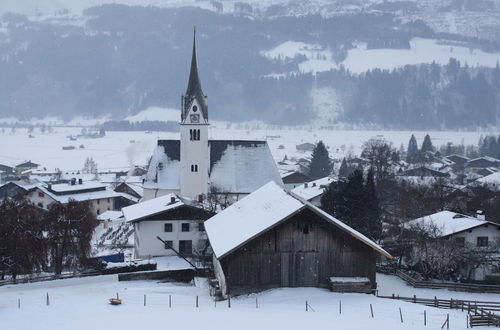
[134,219,208,259]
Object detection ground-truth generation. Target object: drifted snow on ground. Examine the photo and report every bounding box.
[0,273,495,330]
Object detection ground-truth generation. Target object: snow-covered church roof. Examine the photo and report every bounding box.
[144,139,283,194]
[205,181,392,259]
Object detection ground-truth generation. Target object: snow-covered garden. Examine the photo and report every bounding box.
[1,272,498,330]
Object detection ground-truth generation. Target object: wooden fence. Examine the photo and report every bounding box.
[378,294,500,327]
[395,270,500,294]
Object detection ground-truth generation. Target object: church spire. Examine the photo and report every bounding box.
[183,26,208,122]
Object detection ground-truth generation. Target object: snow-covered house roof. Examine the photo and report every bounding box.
[49,181,106,193]
[123,193,202,223]
[475,172,500,189]
[405,210,499,237]
[144,139,283,194]
[36,183,120,204]
[291,176,336,201]
[205,181,392,259]
[97,210,124,221]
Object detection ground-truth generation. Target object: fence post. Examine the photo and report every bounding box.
[18,298,20,309]
[144,294,146,306]
[435,296,438,308]
[392,293,395,299]
[450,298,453,309]
[399,307,403,323]
[228,295,231,308]
[424,310,426,326]
[169,295,171,308]
[116,292,119,299]
[256,297,258,309]
[306,300,308,312]
[370,304,374,318]
[339,300,341,314]
[413,295,416,303]
[196,295,199,308]
[46,292,50,306]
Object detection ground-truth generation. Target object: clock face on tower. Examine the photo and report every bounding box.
[190,114,200,123]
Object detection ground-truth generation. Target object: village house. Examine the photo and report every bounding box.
[15,160,39,175]
[26,179,120,215]
[205,181,392,297]
[291,176,336,206]
[280,170,312,190]
[406,210,500,281]
[122,194,213,259]
[142,30,282,202]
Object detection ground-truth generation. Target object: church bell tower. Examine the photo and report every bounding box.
[180,28,209,199]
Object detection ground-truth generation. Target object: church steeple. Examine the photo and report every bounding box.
[182,27,208,123]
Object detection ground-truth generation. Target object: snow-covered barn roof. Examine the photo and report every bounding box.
[144,139,283,194]
[37,184,120,204]
[405,210,499,237]
[205,181,392,259]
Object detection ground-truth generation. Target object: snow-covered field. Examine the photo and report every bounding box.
[0,273,496,330]
[0,124,496,172]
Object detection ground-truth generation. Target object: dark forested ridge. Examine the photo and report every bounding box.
[0,4,499,128]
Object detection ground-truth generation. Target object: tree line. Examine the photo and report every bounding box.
[0,198,96,279]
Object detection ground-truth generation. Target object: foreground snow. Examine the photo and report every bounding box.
[0,273,496,330]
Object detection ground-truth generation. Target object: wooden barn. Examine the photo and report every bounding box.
[205,181,392,297]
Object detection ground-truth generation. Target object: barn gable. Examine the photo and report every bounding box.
[205,181,392,296]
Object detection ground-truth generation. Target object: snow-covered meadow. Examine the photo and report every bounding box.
[0,120,496,172]
[0,273,496,330]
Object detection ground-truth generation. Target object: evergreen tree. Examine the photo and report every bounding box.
[363,168,382,240]
[308,141,332,179]
[421,134,434,153]
[406,134,419,163]
[338,158,349,178]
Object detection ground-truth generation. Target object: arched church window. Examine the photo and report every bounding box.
[193,129,198,141]
[195,165,198,172]
[197,129,200,140]
[190,129,193,140]
[191,165,194,172]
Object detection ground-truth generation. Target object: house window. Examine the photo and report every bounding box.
[455,237,465,247]
[181,223,190,232]
[37,202,43,208]
[190,129,200,141]
[477,237,489,247]
[97,209,100,215]
[107,198,110,203]
[164,240,173,249]
[38,192,44,198]
[191,165,198,172]
[164,223,173,232]
[179,240,192,254]
[198,222,205,232]
[97,200,100,205]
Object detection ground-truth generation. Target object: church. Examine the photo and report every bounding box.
[142,31,282,202]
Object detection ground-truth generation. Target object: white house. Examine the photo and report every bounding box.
[123,193,213,259]
[291,176,336,206]
[26,179,120,216]
[142,29,282,202]
[406,210,500,280]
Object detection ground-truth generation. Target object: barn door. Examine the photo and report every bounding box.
[280,253,291,287]
[294,252,319,287]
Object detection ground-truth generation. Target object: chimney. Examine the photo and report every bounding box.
[312,182,316,187]
[71,178,76,185]
[476,210,485,221]
[198,194,204,202]
[304,183,308,188]
[48,183,52,190]
[78,178,83,185]
[170,196,176,204]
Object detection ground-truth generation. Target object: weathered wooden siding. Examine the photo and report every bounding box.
[220,208,376,295]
